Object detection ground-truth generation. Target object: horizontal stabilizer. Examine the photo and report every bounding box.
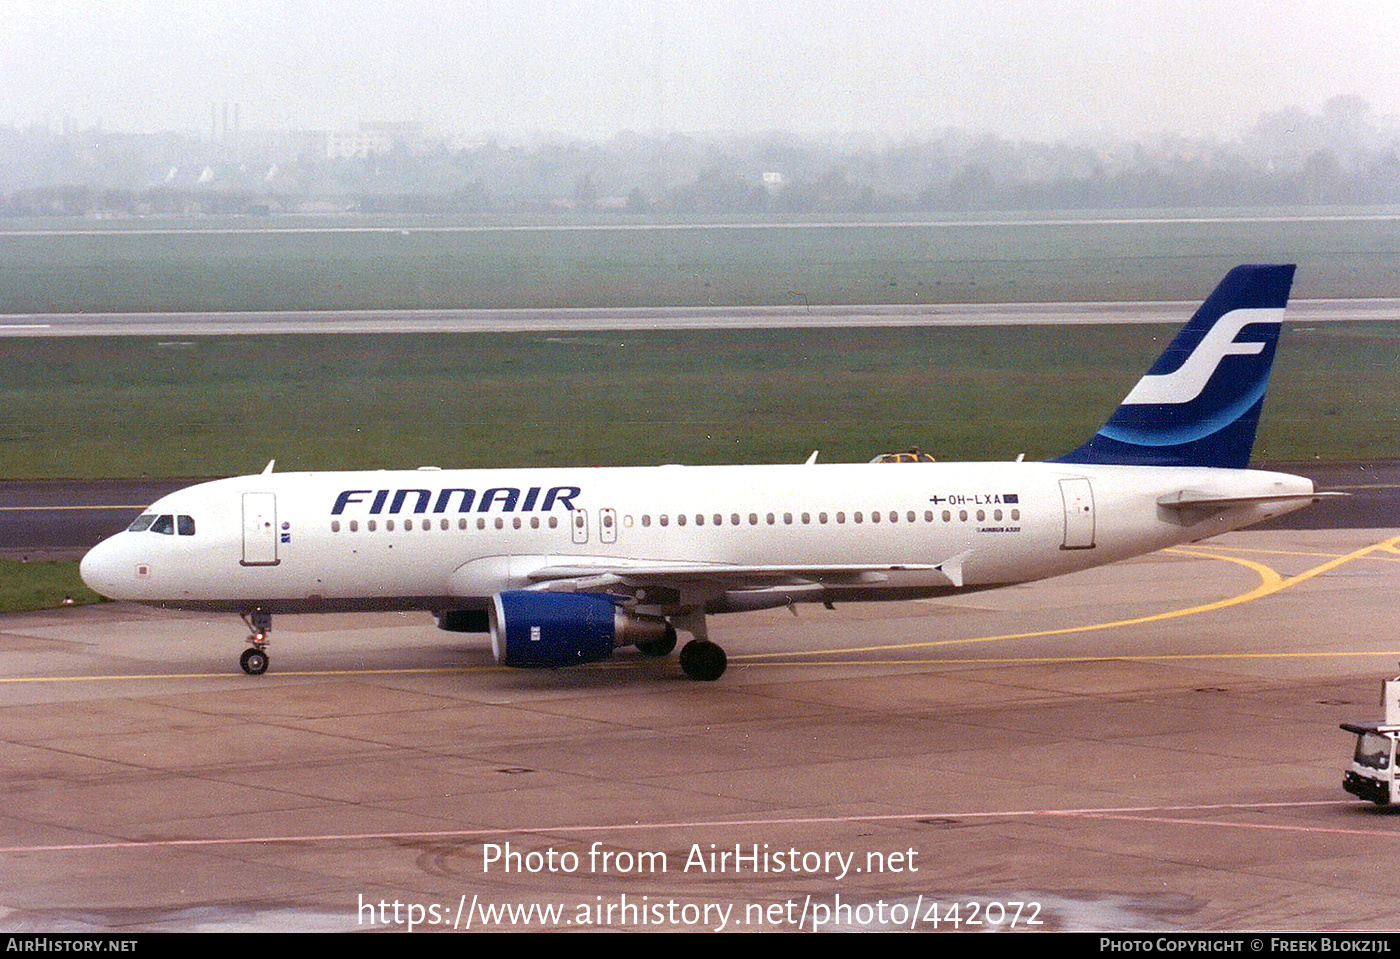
[1156,490,1344,510]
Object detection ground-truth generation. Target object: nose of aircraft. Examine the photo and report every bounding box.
[79,535,124,599]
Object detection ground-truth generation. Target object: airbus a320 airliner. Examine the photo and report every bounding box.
[81,265,1328,680]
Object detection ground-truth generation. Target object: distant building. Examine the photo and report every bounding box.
[324,129,394,160]
[323,121,425,160]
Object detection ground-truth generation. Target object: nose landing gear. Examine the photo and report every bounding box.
[238,609,271,675]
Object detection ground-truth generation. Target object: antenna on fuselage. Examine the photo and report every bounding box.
[804,450,819,465]
[262,459,275,474]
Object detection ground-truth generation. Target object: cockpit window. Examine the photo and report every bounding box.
[150,514,175,535]
[127,514,156,532]
[177,515,196,536]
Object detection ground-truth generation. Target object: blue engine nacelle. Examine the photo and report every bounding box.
[489,591,672,668]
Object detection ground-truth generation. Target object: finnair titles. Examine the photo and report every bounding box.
[81,265,1330,680]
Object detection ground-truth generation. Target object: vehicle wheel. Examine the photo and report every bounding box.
[240,647,269,676]
[637,625,678,657]
[679,639,726,681]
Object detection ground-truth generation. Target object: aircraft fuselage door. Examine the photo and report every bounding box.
[600,508,617,544]
[241,491,280,566]
[572,508,589,544]
[1059,477,1096,549]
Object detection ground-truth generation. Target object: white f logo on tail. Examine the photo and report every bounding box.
[1121,308,1283,406]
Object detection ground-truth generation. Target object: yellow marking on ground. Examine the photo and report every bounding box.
[734,533,1400,661]
[1186,543,1400,564]
[730,650,1400,668]
[5,534,1396,685]
[0,664,503,684]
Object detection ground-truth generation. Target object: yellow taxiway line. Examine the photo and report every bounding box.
[2,533,1397,684]
[733,532,1400,661]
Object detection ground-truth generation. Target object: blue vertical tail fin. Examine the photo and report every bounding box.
[1054,264,1296,469]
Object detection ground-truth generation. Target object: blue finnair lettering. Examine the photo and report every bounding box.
[332,486,581,515]
[390,489,432,515]
[332,490,372,515]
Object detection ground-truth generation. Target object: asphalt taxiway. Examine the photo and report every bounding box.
[1,525,1397,932]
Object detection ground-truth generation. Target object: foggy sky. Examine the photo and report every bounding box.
[7,0,1399,141]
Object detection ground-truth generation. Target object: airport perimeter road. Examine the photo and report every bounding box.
[1,298,1398,336]
[0,526,1396,931]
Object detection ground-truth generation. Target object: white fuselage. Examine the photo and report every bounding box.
[79,461,1316,615]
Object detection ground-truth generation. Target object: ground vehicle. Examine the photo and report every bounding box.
[1341,671,1400,805]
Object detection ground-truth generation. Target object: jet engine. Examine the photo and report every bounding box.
[489,591,675,668]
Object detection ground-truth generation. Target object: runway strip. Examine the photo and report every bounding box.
[0,297,1396,335]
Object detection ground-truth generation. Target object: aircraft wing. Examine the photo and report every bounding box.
[525,560,952,592]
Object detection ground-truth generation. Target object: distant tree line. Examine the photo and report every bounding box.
[2,97,1397,217]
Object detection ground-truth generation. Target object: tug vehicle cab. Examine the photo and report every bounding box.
[1341,671,1400,806]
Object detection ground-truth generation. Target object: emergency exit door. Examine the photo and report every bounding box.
[1059,477,1096,550]
[241,491,280,566]
[571,508,589,544]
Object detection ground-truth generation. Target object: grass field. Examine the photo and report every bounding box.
[1,323,1394,480]
[2,215,1399,313]
[0,559,104,613]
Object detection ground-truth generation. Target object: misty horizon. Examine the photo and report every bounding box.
[8,1,1400,144]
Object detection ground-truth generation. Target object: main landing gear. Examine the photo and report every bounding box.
[635,622,726,681]
[239,609,271,675]
[678,639,727,682]
[670,612,727,682]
